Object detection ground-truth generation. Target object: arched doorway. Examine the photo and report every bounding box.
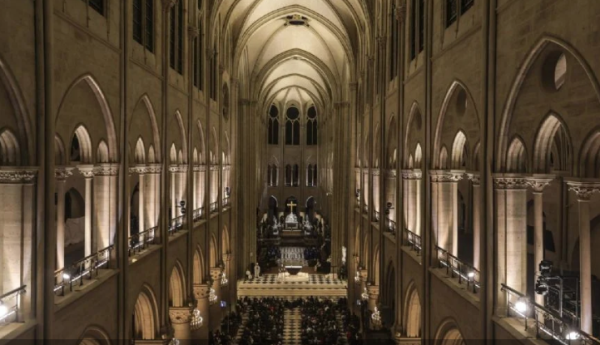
[169,263,186,307]
[132,287,158,341]
[404,284,421,338]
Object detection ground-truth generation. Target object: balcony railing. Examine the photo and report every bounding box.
[210,202,218,214]
[54,245,113,295]
[404,229,422,254]
[129,226,157,256]
[501,284,600,345]
[193,207,204,221]
[386,219,397,236]
[363,204,368,214]
[223,197,230,206]
[373,210,380,222]
[0,285,26,323]
[436,246,480,293]
[169,215,184,234]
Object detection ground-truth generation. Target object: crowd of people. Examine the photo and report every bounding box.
[300,297,342,344]
[338,301,361,345]
[209,311,242,345]
[237,297,285,345]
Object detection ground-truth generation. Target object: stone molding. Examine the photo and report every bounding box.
[526,175,555,193]
[385,169,397,177]
[402,169,422,180]
[193,165,207,172]
[492,174,528,190]
[169,165,188,173]
[430,170,464,182]
[93,164,119,176]
[130,165,163,174]
[169,307,192,325]
[77,164,95,178]
[566,181,600,201]
[466,172,480,185]
[0,167,38,183]
[55,167,74,180]
[367,284,380,298]
[193,284,210,300]
[210,267,222,281]
[372,169,380,176]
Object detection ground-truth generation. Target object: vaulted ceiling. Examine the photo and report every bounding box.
[213,0,370,112]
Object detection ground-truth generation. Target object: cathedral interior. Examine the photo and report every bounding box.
[1,0,600,344]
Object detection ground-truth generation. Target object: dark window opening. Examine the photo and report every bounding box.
[446,0,458,27]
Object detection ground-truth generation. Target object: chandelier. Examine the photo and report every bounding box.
[190,308,203,330]
[209,288,217,305]
[361,287,369,301]
[221,272,229,286]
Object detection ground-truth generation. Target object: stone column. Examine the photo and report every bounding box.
[209,267,223,330]
[139,169,146,233]
[527,176,553,307]
[467,173,481,270]
[494,176,528,312]
[169,307,193,345]
[0,168,37,294]
[192,284,210,340]
[170,165,177,220]
[92,164,119,251]
[147,164,162,228]
[55,168,73,269]
[567,181,599,334]
[367,284,380,312]
[79,166,95,256]
[431,171,463,256]
[402,170,422,235]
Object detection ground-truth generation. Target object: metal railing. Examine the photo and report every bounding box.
[363,204,368,214]
[54,245,113,295]
[0,285,26,323]
[386,219,397,236]
[222,197,230,206]
[501,284,600,345]
[169,215,184,234]
[210,201,218,213]
[404,229,422,254]
[193,207,204,221]
[373,210,380,222]
[129,226,157,256]
[436,246,480,293]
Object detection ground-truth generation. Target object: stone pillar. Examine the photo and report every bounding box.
[193,284,210,340]
[170,165,177,220]
[0,168,37,294]
[79,166,95,256]
[467,173,481,270]
[527,176,553,307]
[209,267,223,330]
[92,164,119,251]
[494,176,528,312]
[431,171,463,256]
[147,165,162,228]
[55,168,73,270]
[169,307,193,345]
[402,170,422,235]
[567,182,599,334]
[367,284,379,312]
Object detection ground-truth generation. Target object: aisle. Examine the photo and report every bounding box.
[283,307,302,344]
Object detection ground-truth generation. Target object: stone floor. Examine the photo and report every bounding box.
[237,273,347,297]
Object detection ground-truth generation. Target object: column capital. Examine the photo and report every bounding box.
[0,167,38,183]
[367,284,380,298]
[193,284,210,300]
[169,306,193,325]
[77,164,95,178]
[526,174,555,193]
[466,172,480,185]
[169,165,188,173]
[210,267,222,281]
[566,180,600,201]
[129,165,148,174]
[430,170,465,182]
[402,169,422,180]
[55,166,74,180]
[492,174,528,190]
[93,164,119,176]
[147,164,163,174]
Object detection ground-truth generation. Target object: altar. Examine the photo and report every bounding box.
[284,265,302,276]
[284,200,301,230]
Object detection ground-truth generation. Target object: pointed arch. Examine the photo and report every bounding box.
[174,111,188,163]
[97,140,109,163]
[404,281,422,338]
[196,120,206,164]
[497,35,600,171]
[72,125,93,164]
[78,326,111,345]
[532,112,571,173]
[451,131,468,169]
[439,146,449,170]
[579,127,600,178]
[507,136,527,173]
[169,261,186,307]
[133,285,159,340]
[0,129,20,165]
[193,246,205,284]
[404,102,423,168]
[134,138,146,164]
[434,319,465,345]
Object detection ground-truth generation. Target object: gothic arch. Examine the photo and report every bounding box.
[434,319,465,345]
[0,129,20,165]
[55,74,118,163]
[193,246,205,284]
[169,261,186,307]
[78,326,111,345]
[209,234,218,267]
[404,282,421,338]
[173,111,188,164]
[532,112,572,173]
[578,126,600,178]
[404,102,423,168]
[221,225,230,256]
[133,285,159,340]
[497,35,600,173]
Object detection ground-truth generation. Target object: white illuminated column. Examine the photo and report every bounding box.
[568,182,598,334]
[527,176,553,307]
[467,173,481,270]
[494,176,528,311]
[55,168,73,270]
[431,171,463,256]
[79,166,95,257]
[92,164,118,251]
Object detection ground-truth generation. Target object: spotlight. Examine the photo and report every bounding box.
[63,273,70,280]
[467,271,475,279]
[514,297,528,314]
[535,277,549,296]
[565,331,580,340]
[0,302,8,318]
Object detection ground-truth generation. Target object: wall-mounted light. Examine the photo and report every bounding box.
[0,302,8,318]
[514,297,528,314]
[385,202,394,215]
[225,187,231,198]
[177,200,187,215]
